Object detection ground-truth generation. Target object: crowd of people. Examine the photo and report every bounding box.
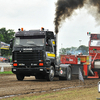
[0,56,12,62]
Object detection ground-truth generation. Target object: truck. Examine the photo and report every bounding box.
[10,28,100,81]
[10,27,72,81]
[88,32,100,78]
[60,32,100,79]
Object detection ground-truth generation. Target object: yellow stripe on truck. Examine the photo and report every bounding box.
[52,41,55,45]
[47,53,55,57]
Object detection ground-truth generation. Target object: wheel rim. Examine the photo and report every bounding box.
[67,68,71,79]
[50,69,54,78]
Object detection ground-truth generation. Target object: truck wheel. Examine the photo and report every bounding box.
[46,66,54,81]
[65,67,72,80]
[16,74,24,81]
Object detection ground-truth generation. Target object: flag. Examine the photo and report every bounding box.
[79,68,84,82]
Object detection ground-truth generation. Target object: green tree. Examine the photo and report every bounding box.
[0,28,15,44]
[0,34,4,42]
[59,48,67,55]
[77,45,89,55]
[59,47,77,56]
[59,46,88,56]
[0,28,15,56]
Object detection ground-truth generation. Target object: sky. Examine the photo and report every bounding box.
[0,0,100,54]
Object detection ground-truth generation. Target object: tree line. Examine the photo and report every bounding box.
[59,45,89,56]
[0,28,15,57]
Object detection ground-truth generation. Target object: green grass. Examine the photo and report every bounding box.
[0,71,13,74]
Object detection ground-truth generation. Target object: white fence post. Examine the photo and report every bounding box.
[1,66,4,72]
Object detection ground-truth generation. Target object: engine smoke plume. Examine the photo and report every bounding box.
[54,0,86,34]
[54,0,100,34]
[88,0,100,24]
[89,0,100,12]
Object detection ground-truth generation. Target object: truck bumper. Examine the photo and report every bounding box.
[12,67,49,76]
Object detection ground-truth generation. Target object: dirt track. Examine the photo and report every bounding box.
[0,71,100,99]
[0,67,100,98]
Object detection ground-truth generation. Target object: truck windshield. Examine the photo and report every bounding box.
[90,40,100,46]
[14,37,44,47]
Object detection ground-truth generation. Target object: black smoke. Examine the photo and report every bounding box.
[54,0,100,34]
[88,0,100,22]
[89,0,100,12]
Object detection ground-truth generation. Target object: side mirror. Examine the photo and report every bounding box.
[48,40,52,46]
[10,39,13,48]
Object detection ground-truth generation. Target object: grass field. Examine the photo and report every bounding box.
[2,86,100,100]
[0,71,13,74]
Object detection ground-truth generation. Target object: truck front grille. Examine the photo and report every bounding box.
[14,50,43,63]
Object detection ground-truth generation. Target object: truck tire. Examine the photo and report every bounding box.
[65,67,72,80]
[46,66,54,81]
[16,74,24,81]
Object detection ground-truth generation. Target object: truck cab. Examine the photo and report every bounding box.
[88,32,100,77]
[10,28,57,81]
